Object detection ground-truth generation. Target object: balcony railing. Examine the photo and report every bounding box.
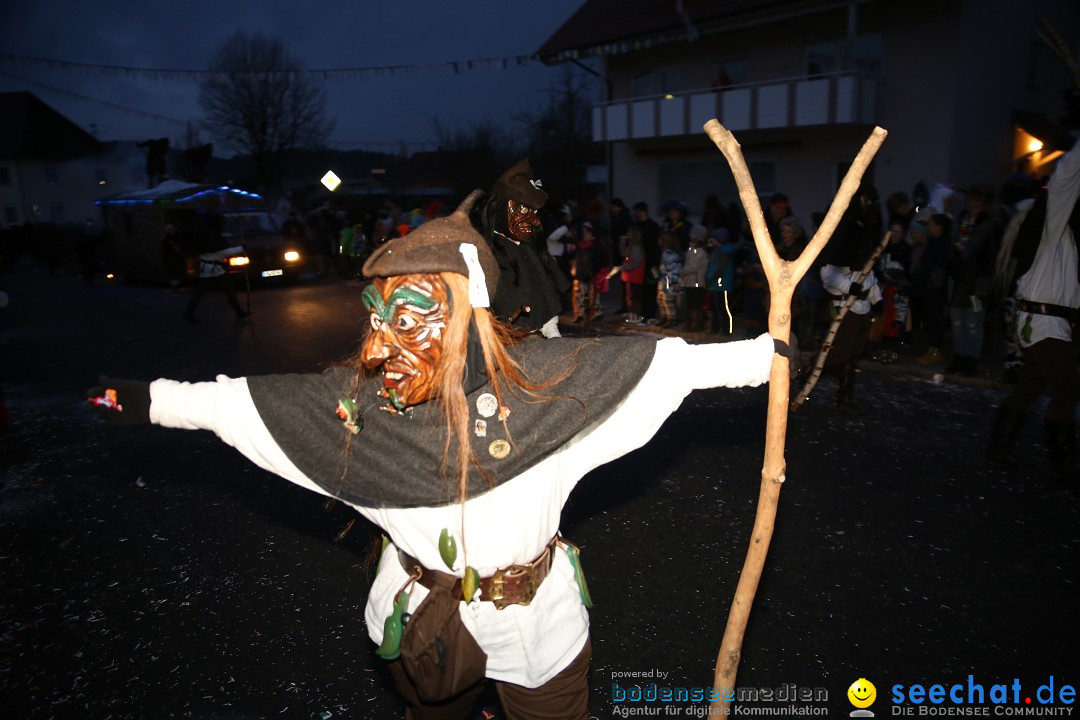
[592,71,877,142]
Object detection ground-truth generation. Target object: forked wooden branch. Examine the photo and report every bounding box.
[702,119,887,714]
[790,231,892,411]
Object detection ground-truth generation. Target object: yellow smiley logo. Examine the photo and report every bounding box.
[847,678,877,708]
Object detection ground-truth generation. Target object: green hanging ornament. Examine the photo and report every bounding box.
[564,542,593,609]
[375,588,411,660]
[376,534,390,575]
[1021,315,1033,344]
[462,566,480,604]
[438,528,457,570]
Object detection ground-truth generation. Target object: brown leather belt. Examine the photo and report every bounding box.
[398,537,557,610]
[1019,300,1078,321]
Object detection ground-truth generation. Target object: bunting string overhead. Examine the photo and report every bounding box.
[0,69,189,126]
[0,51,542,82]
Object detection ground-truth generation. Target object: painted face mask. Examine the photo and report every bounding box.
[505,199,541,242]
[360,273,448,410]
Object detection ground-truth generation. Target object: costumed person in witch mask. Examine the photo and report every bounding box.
[817,183,885,412]
[87,191,790,719]
[472,160,569,338]
[987,140,1080,482]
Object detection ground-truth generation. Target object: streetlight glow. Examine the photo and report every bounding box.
[321,171,341,191]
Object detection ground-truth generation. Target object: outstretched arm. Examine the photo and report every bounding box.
[89,375,329,498]
[553,333,777,480]
[675,333,777,391]
[150,376,328,496]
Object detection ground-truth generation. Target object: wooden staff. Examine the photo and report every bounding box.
[702,119,887,715]
[790,231,891,411]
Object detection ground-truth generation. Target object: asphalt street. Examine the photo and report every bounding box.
[1,263,1077,719]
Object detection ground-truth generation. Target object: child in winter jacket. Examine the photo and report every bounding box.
[656,231,684,327]
[706,228,738,335]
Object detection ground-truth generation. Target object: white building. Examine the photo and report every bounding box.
[538,0,1080,220]
[0,91,151,233]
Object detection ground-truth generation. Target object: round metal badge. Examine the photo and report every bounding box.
[476,393,498,418]
[488,439,511,459]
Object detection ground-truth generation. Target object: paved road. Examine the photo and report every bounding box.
[1,264,1076,718]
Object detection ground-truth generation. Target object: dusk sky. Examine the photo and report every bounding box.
[0,0,588,153]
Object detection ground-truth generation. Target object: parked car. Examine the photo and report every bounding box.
[221,211,307,282]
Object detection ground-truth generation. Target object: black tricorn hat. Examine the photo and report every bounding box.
[490,159,548,210]
[362,189,500,302]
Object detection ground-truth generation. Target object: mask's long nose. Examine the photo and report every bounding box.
[361,324,395,368]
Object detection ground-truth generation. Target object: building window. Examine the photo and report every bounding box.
[49,205,64,223]
[44,166,59,184]
[0,166,10,186]
[3,206,17,225]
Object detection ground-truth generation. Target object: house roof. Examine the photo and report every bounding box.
[96,180,264,207]
[0,91,102,160]
[537,0,839,61]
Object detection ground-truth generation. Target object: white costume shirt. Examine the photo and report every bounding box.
[197,246,244,279]
[147,333,775,688]
[821,265,882,315]
[1015,145,1080,347]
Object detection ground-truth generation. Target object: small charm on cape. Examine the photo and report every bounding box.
[336,398,362,435]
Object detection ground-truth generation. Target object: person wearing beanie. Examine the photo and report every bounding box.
[679,224,709,332]
[706,228,739,335]
[88,189,793,719]
[471,159,569,337]
[569,220,602,324]
[661,199,691,253]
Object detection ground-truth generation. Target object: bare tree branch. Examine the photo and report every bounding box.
[199,31,333,194]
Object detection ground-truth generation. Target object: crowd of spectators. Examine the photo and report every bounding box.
[1,165,1049,387]
[537,171,1043,386]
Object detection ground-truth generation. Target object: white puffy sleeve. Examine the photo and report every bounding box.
[148,375,330,497]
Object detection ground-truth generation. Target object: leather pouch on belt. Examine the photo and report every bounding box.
[399,581,487,702]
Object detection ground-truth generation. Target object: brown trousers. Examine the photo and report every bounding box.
[824,310,871,368]
[390,637,592,720]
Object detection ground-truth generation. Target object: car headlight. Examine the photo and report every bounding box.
[284,250,300,262]
[229,256,250,267]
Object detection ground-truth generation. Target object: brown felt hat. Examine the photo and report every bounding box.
[490,159,548,210]
[362,189,500,301]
